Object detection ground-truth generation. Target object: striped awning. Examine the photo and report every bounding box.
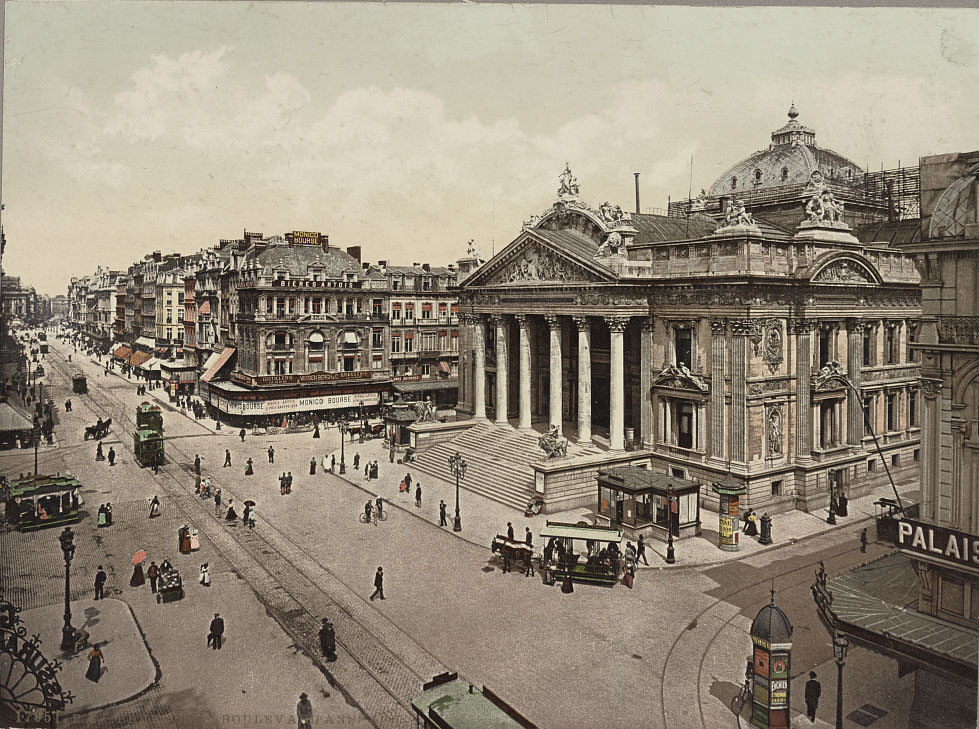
[201,347,236,383]
[129,351,152,367]
[113,346,132,360]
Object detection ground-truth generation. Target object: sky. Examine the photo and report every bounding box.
[3,2,979,295]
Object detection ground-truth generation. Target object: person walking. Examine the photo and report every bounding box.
[199,563,211,587]
[330,454,336,472]
[804,671,821,722]
[525,527,533,548]
[507,522,514,542]
[268,445,274,463]
[439,500,447,527]
[297,693,314,729]
[107,447,116,466]
[223,449,231,467]
[130,561,145,587]
[404,472,412,490]
[239,428,246,442]
[94,565,107,600]
[371,461,378,480]
[309,457,316,475]
[353,453,360,470]
[286,472,293,494]
[637,534,650,566]
[415,484,422,508]
[245,458,254,476]
[85,646,106,683]
[523,551,535,577]
[369,566,385,600]
[860,527,868,553]
[214,488,222,515]
[207,613,225,649]
[194,454,201,475]
[96,442,105,461]
[375,497,383,523]
[319,619,337,662]
[147,561,160,593]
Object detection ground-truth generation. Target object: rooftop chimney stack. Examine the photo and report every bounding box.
[634,173,641,214]
[346,246,362,263]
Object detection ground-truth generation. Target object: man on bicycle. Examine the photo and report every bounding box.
[364,501,373,524]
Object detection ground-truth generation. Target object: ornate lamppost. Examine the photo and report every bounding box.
[833,632,849,729]
[447,451,467,532]
[337,419,348,474]
[58,526,77,650]
[665,483,676,564]
[32,422,41,475]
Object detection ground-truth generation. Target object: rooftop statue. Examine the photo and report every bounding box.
[557,163,580,198]
[720,198,755,228]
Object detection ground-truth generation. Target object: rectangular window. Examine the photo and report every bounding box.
[372,330,383,348]
[391,335,401,353]
[862,328,872,366]
[422,279,431,291]
[392,308,401,320]
[771,480,782,497]
[676,402,694,449]
[422,307,432,320]
[818,327,831,368]
[913,449,920,463]
[372,355,383,370]
[909,390,918,427]
[891,454,900,467]
[863,396,875,435]
[405,305,414,320]
[343,357,354,372]
[438,302,448,318]
[405,335,414,353]
[886,393,896,431]
[674,327,692,369]
[886,325,896,364]
[421,364,431,376]
[908,323,918,362]
[868,458,876,472]
[372,300,383,317]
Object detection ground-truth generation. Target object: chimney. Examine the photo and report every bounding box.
[362,262,369,271]
[634,172,641,214]
[377,260,387,267]
[422,263,431,272]
[320,234,330,252]
[153,251,162,262]
[346,246,362,263]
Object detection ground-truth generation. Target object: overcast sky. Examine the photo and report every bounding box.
[3,2,978,295]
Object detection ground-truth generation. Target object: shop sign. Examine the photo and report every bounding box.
[234,370,373,387]
[719,515,734,541]
[769,679,788,708]
[221,392,380,416]
[896,518,979,567]
[292,230,321,246]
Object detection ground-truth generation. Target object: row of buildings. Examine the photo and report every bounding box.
[65,233,472,424]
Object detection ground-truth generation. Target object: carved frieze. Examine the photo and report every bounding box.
[862,366,919,383]
[652,364,709,393]
[762,322,784,374]
[748,378,791,396]
[813,260,872,284]
[937,317,979,346]
[496,243,588,284]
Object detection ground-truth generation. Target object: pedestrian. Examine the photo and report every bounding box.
[280,473,287,495]
[199,563,211,587]
[239,428,246,442]
[507,521,514,541]
[389,447,394,463]
[523,551,535,577]
[207,613,225,650]
[637,534,650,566]
[309,457,316,476]
[404,472,412,490]
[313,423,320,439]
[179,524,191,553]
[319,619,337,662]
[130,561,145,587]
[107,447,115,466]
[745,509,758,537]
[415,484,422,508]
[502,547,511,574]
[96,442,105,461]
[364,462,369,479]
[94,565,107,600]
[152,453,160,474]
[525,527,533,547]
[147,561,160,593]
[353,453,360,469]
[860,527,868,553]
[65,399,71,412]
[214,488,222,514]
[804,671,821,722]
[247,504,256,528]
[371,461,378,480]
[330,454,336,472]
[286,472,293,494]
[369,566,385,600]
[242,503,251,526]
[297,693,314,729]
[194,454,201,475]
[439,500,447,527]
[364,500,373,524]
[223,449,231,467]
[97,504,108,527]
[245,458,254,476]
[268,445,274,463]
[85,646,106,683]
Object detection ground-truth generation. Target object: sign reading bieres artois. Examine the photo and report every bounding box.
[220,392,380,416]
[896,518,979,567]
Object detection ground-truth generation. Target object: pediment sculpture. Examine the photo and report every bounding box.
[716,198,757,231]
[491,243,590,284]
[596,232,623,257]
[814,260,871,284]
[599,201,625,224]
[652,364,709,392]
[812,360,851,391]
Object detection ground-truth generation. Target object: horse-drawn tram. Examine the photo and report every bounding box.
[7,474,82,531]
[136,402,164,433]
[540,521,623,587]
[134,429,164,467]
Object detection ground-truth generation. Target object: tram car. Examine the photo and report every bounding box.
[134,429,164,468]
[72,373,87,394]
[7,474,82,532]
[39,343,48,354]
[136,401,164,434]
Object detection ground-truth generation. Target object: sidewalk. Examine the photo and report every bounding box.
[19,597,157,715]
[324,435,917,569]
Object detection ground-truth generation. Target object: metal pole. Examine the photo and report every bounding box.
[59,529,76,650]
[453,465,462,532]
[836,656,845,729]
[665,491,676,564]
[847,381,904,513]
[339,422,346,474]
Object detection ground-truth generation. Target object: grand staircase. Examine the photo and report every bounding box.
[411,421,600,511]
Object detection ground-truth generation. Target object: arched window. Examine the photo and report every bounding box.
[846,169,853,181]
[731,176,738,189]
[754,169,762,182]
[781,167,789,182]
[308,331,324,352]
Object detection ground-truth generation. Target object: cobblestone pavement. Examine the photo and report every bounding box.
[0,336,931,728]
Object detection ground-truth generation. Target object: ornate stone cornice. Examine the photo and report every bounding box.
[729,319,758,337]
[845,318,865,333]
[605,316,629,333]
[641,317,655,333]
[919,378,943,399]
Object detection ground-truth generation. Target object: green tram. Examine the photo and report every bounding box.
[134,429,164,468]
[136,401,164,433]
[6,474,82,531]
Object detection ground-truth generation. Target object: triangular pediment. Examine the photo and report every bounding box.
[652,365,709,393]
[462,232,617,288]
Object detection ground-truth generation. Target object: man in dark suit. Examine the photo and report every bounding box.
[804,671,821,722]
[506,522,514,541]
[369,567,385,600]
[208,613,225,649]
[94,565,107,600]
[525,527,533,547]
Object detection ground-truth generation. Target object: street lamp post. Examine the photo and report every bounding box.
[32,424,40,475]
[58,526,77,650]
[447,452,467,532]
[833,632,849,729]
[826,474,837,525]
[665,486,676,564]
[338,419,348,474]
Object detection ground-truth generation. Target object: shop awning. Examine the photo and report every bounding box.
[135,336,155,349]
[0,402,34,432]
[201,346,236,383]
[141,357,163,371]
[198,301,210,315]
[200,351,222,372]
[393,379,458,394]
[438,360,451,374]
[129,351,152,367]
[539,522,622,543]
[113,346,132,360]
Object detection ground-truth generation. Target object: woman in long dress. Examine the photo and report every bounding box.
[225,499,238,521]
[199,563,211,587]
[148,495,161,518]
[130,562,145,587]
[245,458,254,476]
[85,646,105,682]
[97,504,108,527]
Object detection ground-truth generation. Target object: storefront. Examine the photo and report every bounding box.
[596,466,702,541]
[161,361,197,396]
[392,377,458,409]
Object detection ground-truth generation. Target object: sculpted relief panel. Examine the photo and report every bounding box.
[485,242,596,285]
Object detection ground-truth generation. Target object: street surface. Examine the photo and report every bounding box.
[0,334,918,729]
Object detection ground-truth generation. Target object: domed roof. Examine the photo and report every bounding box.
[750,595,793,643]
[708,105,865,199]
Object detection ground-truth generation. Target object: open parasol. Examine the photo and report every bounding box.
[132,550,147,565]
[244,500,256,507]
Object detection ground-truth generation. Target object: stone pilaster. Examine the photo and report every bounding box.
[473,314,487,420]
[709,318,727,461]
[545,315,563,432]
[516,314,532,431]
[846,319,863,446]
[607,316,629,451]
[640,317,654,446]
[729,319,750,463]
[573,315,592,444]
[493,315,509,426]
[793,319,813,461]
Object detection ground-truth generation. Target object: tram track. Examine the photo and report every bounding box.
[44,342,441,729]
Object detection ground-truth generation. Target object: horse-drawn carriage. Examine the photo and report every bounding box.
[490,535,535,569]
[84,417,112,440]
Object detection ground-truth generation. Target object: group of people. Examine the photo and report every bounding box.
[363,496,385,525]
[96,502,113,527]
[363,460,380,480]
[95,441,116,466]
[178,524,200,553]
[279,472,294,495]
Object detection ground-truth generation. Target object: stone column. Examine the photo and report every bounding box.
[545,315,563,432]
[493,315,509,426]
[573,315,592,444]
[607,316,629,451]
[709,318,727,460]
[516,314,532,431]
[846,319,863,446]
[794,319,813,460]
[729,319,750,463]
[640,317,654,446]
[473,315,487,420]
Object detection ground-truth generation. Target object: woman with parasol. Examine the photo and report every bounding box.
[130,550,146,587]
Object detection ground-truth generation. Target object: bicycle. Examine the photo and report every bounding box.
[730,670,753,724]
